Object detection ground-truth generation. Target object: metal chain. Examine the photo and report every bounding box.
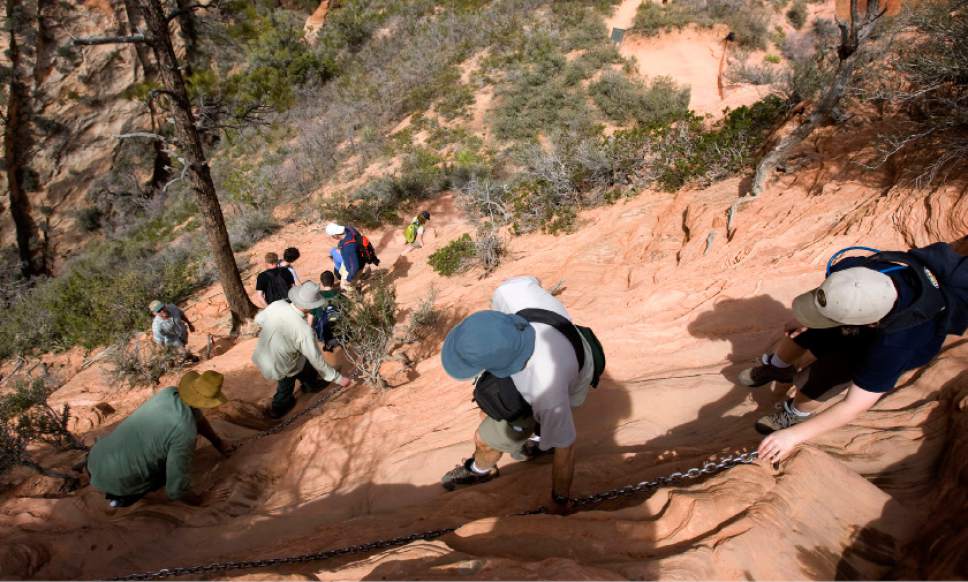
[224,387,346,454]
[111,451,758,580]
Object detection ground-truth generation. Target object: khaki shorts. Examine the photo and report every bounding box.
[478,415,537,454]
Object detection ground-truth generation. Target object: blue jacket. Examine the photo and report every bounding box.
[339,229,362,282]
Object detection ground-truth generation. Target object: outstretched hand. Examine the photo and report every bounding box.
[757,428,802,464]
[337,376,352,388]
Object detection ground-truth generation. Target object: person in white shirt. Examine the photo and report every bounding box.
[440,276,594,513]
[252,282,351,418]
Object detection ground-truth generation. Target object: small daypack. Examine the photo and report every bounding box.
[473,308,607,421]
[262,267,293,304]
[404,217,421,244]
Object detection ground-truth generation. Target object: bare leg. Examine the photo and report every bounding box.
[473,428,503,470]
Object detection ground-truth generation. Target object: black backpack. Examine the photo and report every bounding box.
[473,308,607,422]
[262,267,294,304]
[341,226,381,267]
[827,246,951,334]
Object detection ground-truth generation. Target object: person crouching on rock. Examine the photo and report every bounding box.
[742,243,967,464]
[252,282,352,419]
[86,371,231,508]
[439,276,605,515]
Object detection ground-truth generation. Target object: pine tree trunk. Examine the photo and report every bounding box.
[137,0,256,328]
[122,0,157,79]
[4,0,44,278]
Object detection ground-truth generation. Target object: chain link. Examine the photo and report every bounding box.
[112,451,758,580]
[224,387,346,454]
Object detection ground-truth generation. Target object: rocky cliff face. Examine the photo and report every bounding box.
[1,0,157,267]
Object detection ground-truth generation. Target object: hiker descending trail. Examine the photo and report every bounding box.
[252,282,352,419]
[742,242,968,462]
[440,276,606,513]
[148,299,198,361]
[401,210,431,255]
[254,252,296,308]
[86,371,231,508]
[326,222,380,288]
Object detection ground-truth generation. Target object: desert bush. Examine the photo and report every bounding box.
[75,207,104,232]
[228,211,280,252]
[334,272,397,389]
[590,71,691,127]
[105,336,188,387]
[474,223,506,274]
[633,0,770,49]
[786,0,808,29]
[765,54,782,64]
[400,286,440,344]
[1,378,86,487]
[0,237,206,359]
[727,61,781,85]
[863,0,968,185]
[428,234,477,276]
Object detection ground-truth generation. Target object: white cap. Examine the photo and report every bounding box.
[793,267,898,328]
[325,223,345,237]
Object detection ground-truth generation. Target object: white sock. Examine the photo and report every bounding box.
[527,434,541,443]
[470,461,492,475]
[784,399,810,417]
[764,353,791,368]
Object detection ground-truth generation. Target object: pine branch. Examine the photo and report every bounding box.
[71,33,148,46]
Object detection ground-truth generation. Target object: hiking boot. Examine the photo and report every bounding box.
[510,439,553,462]
[441,459,498,491]
[738,360,795,387]
[755,399,810,435]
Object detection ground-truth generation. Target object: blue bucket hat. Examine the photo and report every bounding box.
[441,310,536,380]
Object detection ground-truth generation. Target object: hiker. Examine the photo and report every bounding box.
[149,300,197,361]
[280,247,302,285]
[439,276,606,514]
[326,222,380,287]
[253,281,352,418]
[309,271,344,352]
[86,370,230,508]
[255,251,295,308]
[741,243,967,463]
[401,211,430,255]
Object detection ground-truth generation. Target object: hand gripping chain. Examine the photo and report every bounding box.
[113,451,758,580]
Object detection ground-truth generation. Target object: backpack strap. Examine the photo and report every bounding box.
[516,308,585,371]
[866,251,947,333]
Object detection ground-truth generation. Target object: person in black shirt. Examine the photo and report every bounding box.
[254,252,295,308]
[739,243,967,463]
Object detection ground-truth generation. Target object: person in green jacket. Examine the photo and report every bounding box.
[86,370,230,508]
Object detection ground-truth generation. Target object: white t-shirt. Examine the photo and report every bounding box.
[491,276,593,450]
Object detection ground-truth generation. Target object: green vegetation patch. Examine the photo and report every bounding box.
[428,234,477,276]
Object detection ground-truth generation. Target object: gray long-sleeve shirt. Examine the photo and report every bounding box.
[152,304,188,348]
[252,301,342,382]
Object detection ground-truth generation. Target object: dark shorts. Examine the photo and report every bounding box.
[793,328,877,401]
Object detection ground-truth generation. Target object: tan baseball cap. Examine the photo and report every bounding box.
[792,267,898,328]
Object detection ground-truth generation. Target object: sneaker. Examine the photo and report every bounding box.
[755,399,809,434]
[738,359,795,387]
[441,459,498,491]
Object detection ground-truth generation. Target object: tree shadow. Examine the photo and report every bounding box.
[389,254,412,282]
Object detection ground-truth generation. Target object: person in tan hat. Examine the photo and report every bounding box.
[253,282,352,418]
[86,371,230,508]
[738,243,967,464]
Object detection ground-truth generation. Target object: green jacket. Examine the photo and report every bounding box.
[87,388,197,500]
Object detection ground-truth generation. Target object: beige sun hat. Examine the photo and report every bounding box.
[177,370,228,409]
[149,300,165,313]
[288,282,326,310]
[792,267,898,329]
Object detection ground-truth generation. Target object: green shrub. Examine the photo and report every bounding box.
[428,234,477,276]
[786,0,808,30]
[765,54,782,64]
[634,0,770,50]
[633,1,698,35]
[333,272,397,389]
[227,211,280,252]
[590,71,690,128]
[0,239,205,359]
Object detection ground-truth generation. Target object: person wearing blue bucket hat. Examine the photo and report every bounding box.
[440,276,604,515]
[440,311,536,380]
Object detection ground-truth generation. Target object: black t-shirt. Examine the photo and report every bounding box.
[834,258,948,393]
[256,267,295,304]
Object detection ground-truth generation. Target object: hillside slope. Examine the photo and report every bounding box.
[1,123,965,578]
